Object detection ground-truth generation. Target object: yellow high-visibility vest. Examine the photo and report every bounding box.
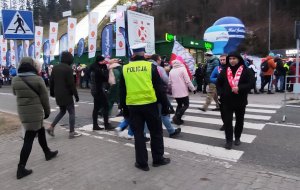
[123,61,157,105]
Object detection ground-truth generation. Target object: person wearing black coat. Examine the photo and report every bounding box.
[216,52,254,150]
[89,55,114,130]
[48,51,81,139]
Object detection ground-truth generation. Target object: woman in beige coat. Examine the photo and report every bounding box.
[12,57,58,179]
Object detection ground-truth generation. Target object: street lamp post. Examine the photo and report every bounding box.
[268,0,271,52]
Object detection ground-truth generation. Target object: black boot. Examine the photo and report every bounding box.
[93,124,104,131]
[17,164,33,179]
[224,141,233,150]
[45,150,58,161]
[104,123,115,131]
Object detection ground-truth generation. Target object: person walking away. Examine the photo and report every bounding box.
[274,57,286,92]
[90,56,115,130]
[12,57,58,179]
[210,54,227,131]
[248,59,259,94]
[199,50,220,112]
[169,59,196,125]
[47,52,81,138]
[260,53,276,94]
[120,43,170,171]
[216,52,254,150]
[149,54,181,137]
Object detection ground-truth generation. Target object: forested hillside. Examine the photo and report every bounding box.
[153,0,300,56]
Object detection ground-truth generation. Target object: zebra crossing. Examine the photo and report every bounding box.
[62,100,280,162]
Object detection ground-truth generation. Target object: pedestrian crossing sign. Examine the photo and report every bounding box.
[1,10,34,40]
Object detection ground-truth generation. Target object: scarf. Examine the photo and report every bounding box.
[227,65,244,94]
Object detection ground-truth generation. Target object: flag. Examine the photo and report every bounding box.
[116,5,127,56]
[28,42,35,58]
[35,26,43,59]
[23,40,29,57]
[9,40,16,65]
[88,12,98,58]
[170,41,195,79]
[119,26,131,58]
[0,35,7,66]
[17,44,23,61]
[43,40,50,65]
[68,18,77,55]
[101,24,113,58]
[49,22,58,61]
[77,38,85,58]
[59,33,68,54]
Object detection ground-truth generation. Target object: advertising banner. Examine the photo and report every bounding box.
[0,35,7,66]
[43,40,50,65]
[101,24,113,58]
[77,38,85,57]
[49,22,58,61]
[28,42,34,58]
[23,40,29,57]
[34,26,43,59]
[127,10,155,54]
[9,40,16,66]
[68,17,77,55]
[116,6,127,56]
[88,12,98,58]
[59,33,68,54]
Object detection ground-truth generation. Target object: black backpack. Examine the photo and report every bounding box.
[261,60,269,72]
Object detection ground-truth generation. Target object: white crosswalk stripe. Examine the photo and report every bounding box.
[77,100,280,162]
[170,104,271,120]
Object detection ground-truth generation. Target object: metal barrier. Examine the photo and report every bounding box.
[282,75,300,122]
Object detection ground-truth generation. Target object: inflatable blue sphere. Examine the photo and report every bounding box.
[213,17,245,54]
[204,25,229,55]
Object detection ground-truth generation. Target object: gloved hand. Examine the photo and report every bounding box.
[75,96,79,102]
[193,90,197,94]
[44,114,49,119]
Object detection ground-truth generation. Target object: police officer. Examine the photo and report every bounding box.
[120,43,170,171]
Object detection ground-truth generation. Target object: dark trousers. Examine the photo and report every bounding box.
[251,77,258,93]
[260,75,271,91]
[19,128,50,166]
[175,96,189,120]
[51,103,75,132]
[93,93,109,126]
[219,102,225,125]
[222,104,246,142]
[129,103,164,167]
[196,77,203,91]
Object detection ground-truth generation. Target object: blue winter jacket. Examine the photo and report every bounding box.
[210,64,226,84]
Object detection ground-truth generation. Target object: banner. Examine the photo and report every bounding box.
[88,12,98,58]
[0,35,7,66]
[23,40,29,57]
[49,22,58,61]
[59,33,68,54]
[77,38,84,57]
[43,40,50,65]
[118,26,131,58]
[28,42,35,58]
[170,41,195,79]
[35,26,43,59]
[68,17,77,55]
[6,50,11,67]
[101,24,113,58]
[17,44,23,62]
[9,40,16,66]
[116,6,127,56]
[127,10,155,54]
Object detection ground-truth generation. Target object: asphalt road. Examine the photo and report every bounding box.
[1,85,300,176]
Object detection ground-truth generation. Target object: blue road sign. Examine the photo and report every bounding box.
[1,9,34,40]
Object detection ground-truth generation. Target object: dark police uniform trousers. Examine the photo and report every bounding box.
[128,102,164,167]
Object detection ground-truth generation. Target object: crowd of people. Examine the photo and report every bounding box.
[9,44,300,179]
